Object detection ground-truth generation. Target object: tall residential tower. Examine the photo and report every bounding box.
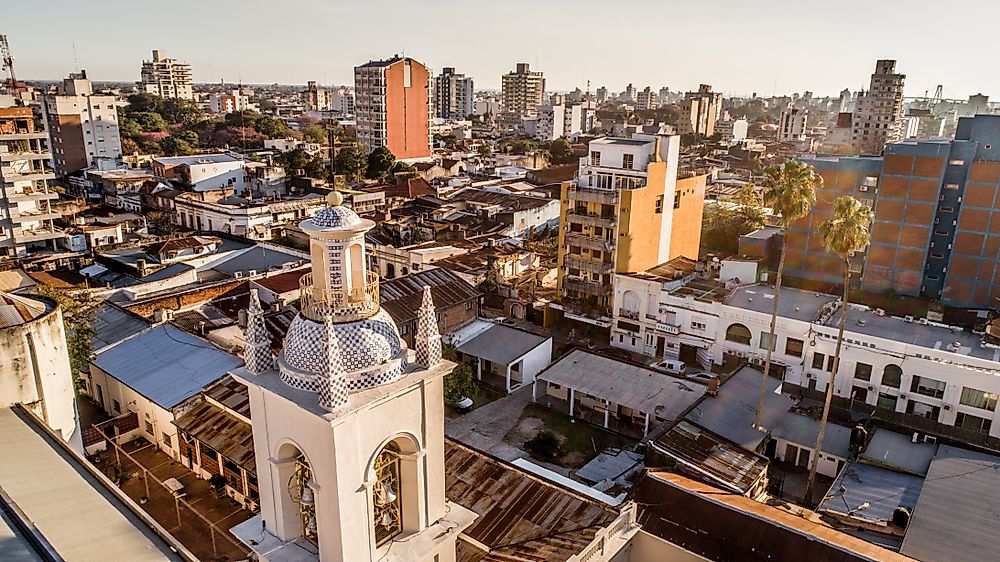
[42,71,123,176]
[354,56,432,159]
[139,49,193,100]
[433,67,474,120]
[851,60,906,152]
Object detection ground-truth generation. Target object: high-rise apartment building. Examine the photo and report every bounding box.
[535,103,585,142]
[596,87,608,104]
[500,63,545,125]
[207,87,255,114]
[851,60,905,152]
[623,84,637,103]
[354,56,432,159]
[139,49,193,100]
[555,134,694,327]
[788,115,1000,309]
[330,86,355,115]
[678,84,722,137]
[304,81,332,111]
[636,87,657,111]
[778,105,809,142]
[42,71,123,176]
[433,67,474,120]
[0,107,63,257]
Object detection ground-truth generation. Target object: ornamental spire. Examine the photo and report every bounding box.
[414,285,442,368]
[318,313,349,412]
[244,289,274,374]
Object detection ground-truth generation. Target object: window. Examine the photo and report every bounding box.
[877,393,898,411]
[956,412,992,434]
[906,400,940,421]
[373,443,402,546]
[466,302,473,311]
[622,153,634,170]
[655,195,663,214]
[882,364,902,388]
[691,321,706,331]
[944,183,959,190]
[145,421,154,435]
[785,338,804,357]
[162,433,173,448]
[725,323,751,345]
[112,399,121,413]
[619,321,640,333]
[590,151,601,166]
[812,353,826,370]
[960,387,998,411]
[910,376,946,399]
[759,332,776,351]
[949,159,965,166]
[854,362,873,381]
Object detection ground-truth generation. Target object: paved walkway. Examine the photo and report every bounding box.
[445,385,533,462]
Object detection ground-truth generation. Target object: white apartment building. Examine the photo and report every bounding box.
[330,86,355,115]
[152,153,248,193]
[501,63,545,121]
[140,49,194,100]
[174,192,325,239]
[852,60,905,151]
[778,105,809,142]
[534,103,584,141]
[434,67,474,120]
[715,119,749,142]
[42,71,123,176]
[0,107,64,257]
[635,87,657,111]
[207,88,256,114]
[612,273,1000,440]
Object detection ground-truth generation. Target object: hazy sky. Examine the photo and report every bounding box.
[5,0,997,99]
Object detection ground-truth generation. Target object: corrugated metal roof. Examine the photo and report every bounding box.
[445,440,618,562]
[173,399,255,473]
[455,323,549,366]
[538,350,704,418]
[91,302,151,352]
[204,375,251,419]
[818,462,923,525]
[900,445,1000,562]
[93,324,243,409]
[380,268,481,326]
[861,430,938,475]
[652,420,768,494]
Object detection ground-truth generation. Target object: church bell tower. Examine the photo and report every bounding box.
[232,192,475,561]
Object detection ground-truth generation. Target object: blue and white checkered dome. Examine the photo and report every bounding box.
[312,204,363,229]
[281,308,404,378]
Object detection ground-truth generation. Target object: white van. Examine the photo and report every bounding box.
[652,359,686,375]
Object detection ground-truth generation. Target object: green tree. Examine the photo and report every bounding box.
[443,363,477,403]
[334,145,368,181]
[117,109,143,139]
[126,93,163,114]
[509,138,535,155]
[34,284,99,379]
[477,143,492,158]
[301,124,327,144]
[276,148,312,178]
[548,137,575,164]
[805,196,873,504]
[159,97,203,125]
[366,146,396,180]
[735,185,766,230]
[391,161,417,179]
[132,111,168,132]
[177,129,200,145]
[160,136,194,156]
[754,161,821,429]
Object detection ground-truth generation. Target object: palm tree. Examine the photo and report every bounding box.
[753,160,820,429]
[804,195,873,504]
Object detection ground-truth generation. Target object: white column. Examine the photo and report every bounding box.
[603,400,610,429]
[531,381,537,402]
[505,364,512,393]
[476,357,482,381]
[569,388,575,417]
[643,412,650,436]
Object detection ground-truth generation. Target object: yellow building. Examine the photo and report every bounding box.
[555,135,704,327]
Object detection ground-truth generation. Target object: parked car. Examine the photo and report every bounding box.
[652,359,686,375]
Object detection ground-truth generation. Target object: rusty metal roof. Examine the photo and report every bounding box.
[651,420,768,495]
[445,440,618,562]
[173,398,255,474]
[203,375,251,419]
[380,268,481,326]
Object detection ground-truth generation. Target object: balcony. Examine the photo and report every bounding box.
[11,210,61,224]
[0,150,52,162]
[566,209,616,229]
[655,322,681,335]
[564,233,612,253]
[564,255,613,274]
[0,130,47,141]
[299,270,380,323]
[567,184,619,205]
[6,189,59,203]
[563,277,611,297]
[13,227,65,244]
[618,308,640,320]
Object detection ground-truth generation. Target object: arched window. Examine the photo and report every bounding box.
[725,323,752,346]
[882,364,902,388]
[373,442,402,546]
[277,443,317,546]
[621,290,639,319]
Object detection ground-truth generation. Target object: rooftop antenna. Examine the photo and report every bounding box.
[0,34,20,103]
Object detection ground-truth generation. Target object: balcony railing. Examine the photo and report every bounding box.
[618,308,639,320]
[299,270,380,322]
[564,255,613,274]
[565,233,612,253]
[566,210,616,229]
[564,277,611,297]
[567,184,619,205]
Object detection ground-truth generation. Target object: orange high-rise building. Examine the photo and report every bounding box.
[354,56,432,160]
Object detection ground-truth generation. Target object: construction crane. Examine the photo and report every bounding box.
[0,34,16,93]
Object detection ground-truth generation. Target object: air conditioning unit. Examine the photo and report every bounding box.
[868,385,875,391]
[234,271,244,278]
[859,185,869,192]
[918,318,929,325]
[943,404,951,411]
[900,394,907,400]
[904,315,915,323]
[924,435,937,444]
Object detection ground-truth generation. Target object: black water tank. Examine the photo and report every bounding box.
[893,506,911,527]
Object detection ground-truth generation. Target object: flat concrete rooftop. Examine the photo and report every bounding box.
[726,285,838,323]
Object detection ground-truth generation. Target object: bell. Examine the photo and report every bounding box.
[381,510,395,527]
[305,513,318,534]
[300,486,315,506]
[382,478,397,505]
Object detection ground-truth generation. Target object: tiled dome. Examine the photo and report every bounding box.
[277,308,407,392]
[313,205,363,229]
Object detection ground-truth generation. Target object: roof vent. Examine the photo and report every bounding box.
[857,319,867,326]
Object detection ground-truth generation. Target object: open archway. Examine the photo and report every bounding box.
[725,323,752,346]
[275,441,318,546]
[366,434,421,549]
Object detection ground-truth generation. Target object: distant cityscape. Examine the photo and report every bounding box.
[3,28,1000,562]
